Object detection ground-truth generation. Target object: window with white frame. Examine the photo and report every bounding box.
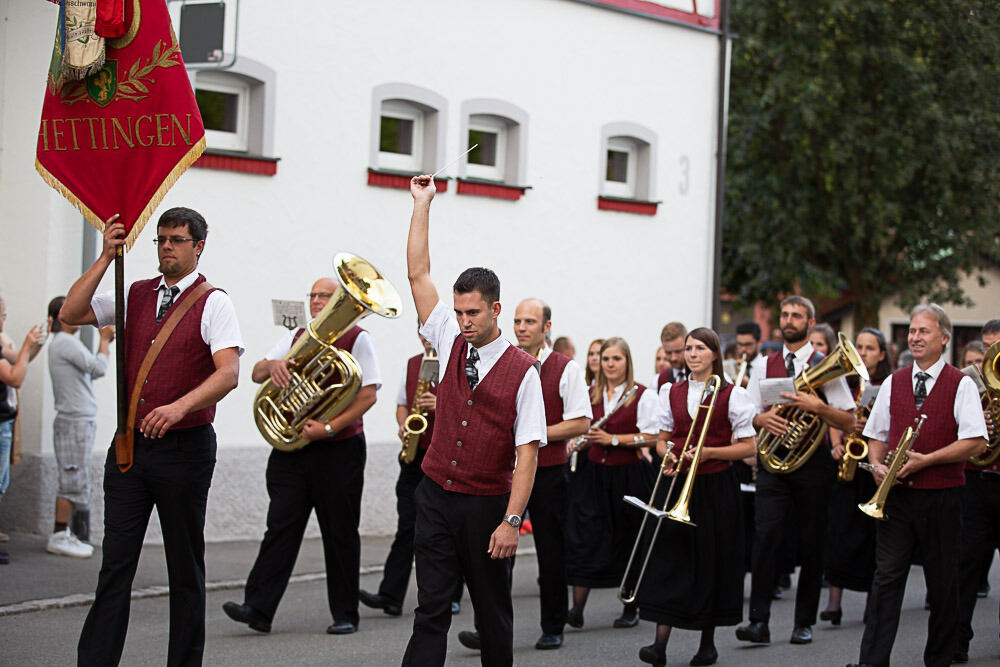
[458,100,529,186]
[599,123,657,201]
[378,100,424,172]
[603,137,638,198]
[195,77,250,152]
[370,84,446,175]
[466,116,508,181]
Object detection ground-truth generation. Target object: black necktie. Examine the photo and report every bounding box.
[156,286,179,322]
[785,352,796,378]
[914,372,930,409]
[466,347,480,391]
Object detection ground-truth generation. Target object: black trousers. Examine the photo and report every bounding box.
[859,486,962,667]
[523,464,568,635]
[749,453,834,627]
[957,471,1000,652]
[78,425,216,667]
[243,434,366,625]
[402,478,512,667]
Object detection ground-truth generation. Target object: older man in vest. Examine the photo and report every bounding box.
[61,208,243,667]
[401,175,546,667]
[223,276,380,636]
[848,304,988,667]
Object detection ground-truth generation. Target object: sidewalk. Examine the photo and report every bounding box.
[0,531,537,616]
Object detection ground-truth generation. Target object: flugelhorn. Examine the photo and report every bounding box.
[758,333,869,474]
[858,414,927,520]
[400,350,438,464]
[253,253,401,451]
[618,375,721,604]
[569,384,638,473]
[963,340,1000,466]
[837,378,869,483]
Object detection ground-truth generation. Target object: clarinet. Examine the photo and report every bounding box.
[569,384,639,472]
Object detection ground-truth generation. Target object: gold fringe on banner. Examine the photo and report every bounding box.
[34,135,206,252]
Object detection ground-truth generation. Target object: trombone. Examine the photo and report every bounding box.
[733,353,749,388]
[618,375,721,604]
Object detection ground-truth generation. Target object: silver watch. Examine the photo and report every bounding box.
[610,434,620,447]
[503,514,522,528]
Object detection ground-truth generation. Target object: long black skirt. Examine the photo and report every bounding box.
[636,467,745,629]
[565,459,653,588]
[824,471,877,591]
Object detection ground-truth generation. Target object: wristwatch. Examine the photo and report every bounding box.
[610,434,620,447]
[325,422,334,436]
[503,514,522,528]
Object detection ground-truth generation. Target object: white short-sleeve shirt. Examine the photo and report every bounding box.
[657,379,757,439]
[539,347,593,421]
[264,324,381,390]
[746,342,855,413]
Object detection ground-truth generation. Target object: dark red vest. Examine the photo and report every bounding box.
[588,384,646,466]
[656,368,672,391]
[422,335,538,495]
[291,325,365,440]
[405,353,437,451]
[537,351,570,468]
[766,348,826,379]
[124,275,218,430]
[888,364,965,489]
[668,381,734,475]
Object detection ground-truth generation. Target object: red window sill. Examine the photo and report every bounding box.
[597,196,659,216]
[193,151,279,176]
[456,178,529,201]
[367,168,449,192]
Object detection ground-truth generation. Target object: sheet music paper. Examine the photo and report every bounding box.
[759,378,796,406]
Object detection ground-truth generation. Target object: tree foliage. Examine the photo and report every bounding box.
[723,0,1000,326]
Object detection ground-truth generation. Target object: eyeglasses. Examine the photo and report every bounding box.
[306,292,335,300]
[153,236,197,246]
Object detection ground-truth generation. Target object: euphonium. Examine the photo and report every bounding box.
[758,333,869,474]
[618,375,721,604]
[838,379,870,483]
[964,340,1000,466]
[858,414,927,520]
[400,350,438,464]
[254,253,401,451]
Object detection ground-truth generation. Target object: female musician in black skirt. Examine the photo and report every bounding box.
[820,327,894,625]
[565,337,659,630]
[636,327,756,666]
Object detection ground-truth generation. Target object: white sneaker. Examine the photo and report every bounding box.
[46,529,94,558]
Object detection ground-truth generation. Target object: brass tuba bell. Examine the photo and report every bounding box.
[966,340,1000,466]
[253,253,401,451]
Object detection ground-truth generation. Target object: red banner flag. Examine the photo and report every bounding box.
[35,0,205,250]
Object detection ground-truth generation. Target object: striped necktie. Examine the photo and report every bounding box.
[914,372,931,409]
[157,286,179,322]
[785,352,796,378]
[466,347,480,391]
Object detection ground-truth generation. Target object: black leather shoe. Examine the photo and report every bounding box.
[451,601,461,614]
[772,585,783,600]
[735,621,770,643]
[534,633,563,650]
[457,630,481,650]
[690,647,718,666]
[326,621,357,635]
[790,625,812,644]
[845,663,877,667]
[952,649,969,663]
[567,607,584,629]
[977,582,990,598]
[613,611,639,628]
[638,643,666,666]
[819,609,842,626]
[358,589,402,616]
[222,601,271,633]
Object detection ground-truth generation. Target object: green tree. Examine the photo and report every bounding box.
[723,0,1000,326]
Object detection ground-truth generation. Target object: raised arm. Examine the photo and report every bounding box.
[61,216,124,326]
[407,176,440,325]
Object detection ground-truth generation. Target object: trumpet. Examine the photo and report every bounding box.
[569,384,639,473]
[733,353,749,388]
[837,378,869,483]
[618,375,721,604]
[400,350,438,464]
[858,414,927,520]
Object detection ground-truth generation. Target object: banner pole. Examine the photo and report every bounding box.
[115,246,127,438]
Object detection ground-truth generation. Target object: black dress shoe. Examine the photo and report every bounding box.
[358,589,402,616]
[457,630,481,650]
[613,606,639,628]
[977,582,990,598]
[771,585,783,600]
[638,643,666,666]
[0,549,8,565]
[326,621,357,635]
[789,625,812,644]
[534,633,563,650]
[567,607,584,629]
[735,621,770,643]
[952,649,969,663]
[690,647,718,666]
[451,601,461,614]
[845,663,877,667]
[222,601,271,633]
[819,609,842,626]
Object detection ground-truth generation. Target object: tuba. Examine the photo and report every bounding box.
[758,333,869,474]
[254,253,401,451]
[618,375,721,604]
[858,414,927,520]
[964,340,1000,466]
[837,378,870,483]
[399,350,438,464]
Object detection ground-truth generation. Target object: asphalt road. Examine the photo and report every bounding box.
[2,548,999,666]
